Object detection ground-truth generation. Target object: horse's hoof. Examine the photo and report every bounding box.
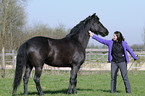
[73,88,77,94]
[24,92,28,95]
[67,91,72,94]
[74,91,77,94]
[39,93,44,96]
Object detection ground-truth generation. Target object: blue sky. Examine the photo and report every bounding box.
[26,0,145,46]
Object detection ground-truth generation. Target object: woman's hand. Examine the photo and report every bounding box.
[88,30,94,37]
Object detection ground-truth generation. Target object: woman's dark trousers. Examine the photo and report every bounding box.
[111,61,131,93]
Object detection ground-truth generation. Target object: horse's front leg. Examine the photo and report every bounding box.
[67,69,73,94]
[67,65,80,94]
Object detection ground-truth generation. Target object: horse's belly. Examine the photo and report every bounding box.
[45,59,72,67]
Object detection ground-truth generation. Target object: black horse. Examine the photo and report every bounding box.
[13,13,109,95]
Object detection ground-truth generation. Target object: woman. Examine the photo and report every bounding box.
[89,30,138,93]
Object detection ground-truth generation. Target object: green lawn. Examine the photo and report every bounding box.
[0,70,145,96]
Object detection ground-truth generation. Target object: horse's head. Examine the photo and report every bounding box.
[90,13,109,37]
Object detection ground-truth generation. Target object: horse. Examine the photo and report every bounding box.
[12,13,109,95]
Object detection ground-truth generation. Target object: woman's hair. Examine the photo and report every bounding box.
[114,31,125,43]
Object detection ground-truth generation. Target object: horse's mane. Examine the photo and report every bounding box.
[66,14,100,38]
[66,16,92,37]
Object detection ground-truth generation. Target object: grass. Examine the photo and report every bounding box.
[0,70,145,96]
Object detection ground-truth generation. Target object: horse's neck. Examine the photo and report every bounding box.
[78,21,93,49]
[66,21,91,49]
[78,28,90,49]
[69,26,90,49]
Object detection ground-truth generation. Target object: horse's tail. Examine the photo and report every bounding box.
[13,43,27,94]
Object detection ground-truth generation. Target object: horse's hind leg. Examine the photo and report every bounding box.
[23,65,33,95]
[34,66,43,95]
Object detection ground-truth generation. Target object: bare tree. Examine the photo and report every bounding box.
[143,28,145,50]
[0,0,27,50]
[0,0,27,77]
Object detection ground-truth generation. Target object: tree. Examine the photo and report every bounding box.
[0,0,27,50]
[0,0,27,77]
[24,23,69,40]
[143,28,145,50]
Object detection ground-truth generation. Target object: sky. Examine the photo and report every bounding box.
[26,0,145,46]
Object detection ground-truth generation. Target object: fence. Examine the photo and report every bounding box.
[0,48,145,77]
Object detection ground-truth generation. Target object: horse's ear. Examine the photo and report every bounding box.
[91,13,99,20]
[91,13,96,17]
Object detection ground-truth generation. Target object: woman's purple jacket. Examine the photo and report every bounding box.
[92,34,138,64]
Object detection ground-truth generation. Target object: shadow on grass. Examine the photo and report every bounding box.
[15,88,94,95]
[14,88,121,95]
[95,89,121,93]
